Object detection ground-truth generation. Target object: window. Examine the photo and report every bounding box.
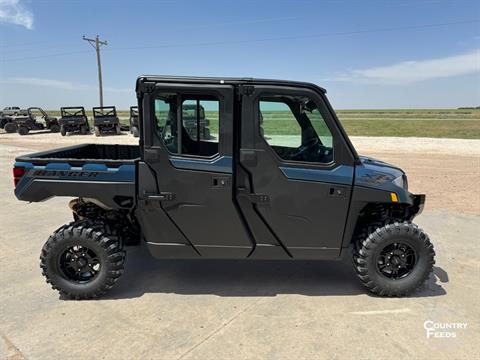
[259,95,333,163]
[154,94,219,157]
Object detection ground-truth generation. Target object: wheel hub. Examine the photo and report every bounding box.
[58,245,101,283]
[377,242,416,280]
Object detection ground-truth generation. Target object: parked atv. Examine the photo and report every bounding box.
[3,107,60,135]
[0,114,13,130]
[93,106,121,136]
[130,106,139,137]
[1,107,27,130]
[59,107,90,136]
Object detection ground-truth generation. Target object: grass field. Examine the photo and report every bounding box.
[44,109,480,139]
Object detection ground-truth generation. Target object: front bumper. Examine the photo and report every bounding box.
[411,194,426,217]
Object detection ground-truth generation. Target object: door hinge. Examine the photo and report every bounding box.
[247,194,269,203]
[144,148,161,162]
[238,85,255,99]
[238,188,269,204]
[136,81,156,98]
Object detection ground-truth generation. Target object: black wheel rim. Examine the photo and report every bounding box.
[377,242,416,280]
[58,245,101,283]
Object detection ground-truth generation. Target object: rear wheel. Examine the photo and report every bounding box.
[353,222,435,296]
[94,126,101,137]
[60,125,67,136]
[50,124,60,133]
[4,122,17,133]
[17,126,29,135]
[80,125,88,135]
[115,124,121,135]
[40,220,125,299]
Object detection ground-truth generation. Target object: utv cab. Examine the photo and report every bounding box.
[93,106,121,136]
[130,106,139,137]
[59,107,90,136]
[3,107,60,135]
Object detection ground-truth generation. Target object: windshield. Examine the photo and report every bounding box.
[94,107,116,117]
[62,108,85,117]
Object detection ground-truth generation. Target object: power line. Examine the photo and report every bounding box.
[0,50,90,62]
[0,16,306,49]
[108,19,480,51]
[0,40,66,49]
[82,35,108,107]
[2,19,478,62]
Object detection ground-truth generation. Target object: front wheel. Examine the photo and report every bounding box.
[17,126,29,135]
[40,220,125,299]
[50,124,60,133]
[353,222,435,297]
[94,126,101,137]
[4,122,17,133]
[60,125,67,136]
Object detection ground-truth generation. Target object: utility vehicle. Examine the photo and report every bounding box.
[3,107,60,135]
[13,76,434,299]
[0,114,12,129]
[93,106,121,136]
[130,106,139,137]
[59,107,90,136]
[1,107,27,129]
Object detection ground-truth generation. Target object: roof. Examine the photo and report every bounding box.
[136,75,327,93]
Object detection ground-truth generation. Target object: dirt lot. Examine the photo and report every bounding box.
[0,131,479,359]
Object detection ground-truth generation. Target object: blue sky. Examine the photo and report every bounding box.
[0,0,479,109]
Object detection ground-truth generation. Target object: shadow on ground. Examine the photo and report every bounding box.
[99,245,448,300]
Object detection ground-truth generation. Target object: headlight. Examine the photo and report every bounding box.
[392,175,408,190]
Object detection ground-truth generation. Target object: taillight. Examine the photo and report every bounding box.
[13,166,25,186]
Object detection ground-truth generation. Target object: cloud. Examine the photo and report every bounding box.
[0,0,33,29]
[1,77,131,93]
[334,49,480,84]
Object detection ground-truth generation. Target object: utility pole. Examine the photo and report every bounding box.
[82,35,108,107]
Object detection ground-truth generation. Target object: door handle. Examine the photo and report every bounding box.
[329,186,346,197]
[212,176,230,188]
[144,192,175,201]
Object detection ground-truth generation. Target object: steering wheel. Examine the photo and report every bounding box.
[291,138,319,161]
[291,138,330,162]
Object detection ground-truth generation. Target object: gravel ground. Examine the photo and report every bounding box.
[0,131,479,359]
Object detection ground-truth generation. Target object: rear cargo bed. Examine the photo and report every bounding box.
[14,144,139,208]
[16,144,140,167]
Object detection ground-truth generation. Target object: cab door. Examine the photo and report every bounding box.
[237,85,355,259]
[137,83,253,258]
